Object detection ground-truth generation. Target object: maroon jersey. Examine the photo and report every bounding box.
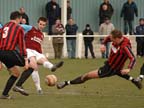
[103,36,136,70]
[25,27,44,53]
[0,22,27,57]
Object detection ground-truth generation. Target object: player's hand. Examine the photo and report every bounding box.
[24,58,29,70]
[121,69,130,75]
[100,44,106,53]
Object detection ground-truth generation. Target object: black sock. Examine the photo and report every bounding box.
[140,64,144,75]
[69,76,86,85]
[16,68,33,87]
[117,73,131,80]
[2,75,17,96]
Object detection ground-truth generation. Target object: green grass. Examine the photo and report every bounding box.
[0,58,144,108]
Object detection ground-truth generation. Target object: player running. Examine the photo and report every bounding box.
[0,11,34,99]
[57,29,142,90]
[21,17,63,94]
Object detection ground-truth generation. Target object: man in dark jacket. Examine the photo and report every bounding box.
[45,0,60,35]
[19,7,29,25]
[65,18,78,58]
[134,18,144,57]
[99,0,114,25]
[82,24,95,59]
[121,0,138,35]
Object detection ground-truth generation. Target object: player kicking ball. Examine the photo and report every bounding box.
[57,29,142,90]
[20,17,64,94]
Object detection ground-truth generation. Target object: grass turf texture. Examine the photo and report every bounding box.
[0,58,144,108]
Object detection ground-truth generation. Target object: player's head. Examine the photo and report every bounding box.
[37,17,47,31]
[10,11,22,24]
[110,29,123,44]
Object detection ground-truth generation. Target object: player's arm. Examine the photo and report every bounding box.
[121,46,136,75]
[20,24,32,33]
[100,36,111,52]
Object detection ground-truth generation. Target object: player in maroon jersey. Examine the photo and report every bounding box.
[21,17,63,94]
[57,29,142,89]
[0,11,34,99]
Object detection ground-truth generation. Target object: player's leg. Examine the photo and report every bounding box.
[0,66,20,99]
[57,69,99,89]
[29,56,42,94]
[36,53,63,72]
[117,73,142,89]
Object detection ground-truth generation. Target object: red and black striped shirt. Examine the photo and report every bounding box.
[103,36,136,70]
[0,22,27,57]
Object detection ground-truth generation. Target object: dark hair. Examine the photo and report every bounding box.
[111,29,122,39]
[37,17,47,23]
[10,11,21,20]
[139,18,144,22]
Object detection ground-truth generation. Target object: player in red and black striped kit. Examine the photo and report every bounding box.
[57,29,142,89]
[0,11,34,99]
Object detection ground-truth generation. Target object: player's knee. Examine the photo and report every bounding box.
[12,72,20,77]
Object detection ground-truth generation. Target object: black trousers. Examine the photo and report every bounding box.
[136,39,144,56]
[84,41,95,58]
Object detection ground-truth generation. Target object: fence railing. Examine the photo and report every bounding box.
[42,33,137,59]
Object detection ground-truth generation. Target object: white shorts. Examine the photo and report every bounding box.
[26,49,46,61]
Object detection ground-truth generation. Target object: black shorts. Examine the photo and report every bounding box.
[0,50,25,69]
[98,62,120,78]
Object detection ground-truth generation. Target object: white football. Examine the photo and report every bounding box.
[45,74,57,86]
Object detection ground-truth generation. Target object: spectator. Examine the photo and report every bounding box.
[121,0,138,35]
[52,19,65,59]
[21,17,27,24]
[19,7,29,25]
[99,0,114,25]
[99,17,115,58]
[45,0,60,35]
[134,18,144,57]
[65,18,78,58]
[67,0,72,20]
[82,24,95,59]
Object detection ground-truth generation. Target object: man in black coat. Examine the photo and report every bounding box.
[82,24,95,59]
[99,0,114,25]
[45,0,60,35]
[121,0,138,35]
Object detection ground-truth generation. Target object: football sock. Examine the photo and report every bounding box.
[117,74,131,80]
[43,61,54,70]
[67,76,86,85]
[2,75,17,95]
[16,68,34,87]
[31,70,42,91]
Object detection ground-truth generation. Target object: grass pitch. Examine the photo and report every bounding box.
[0,58,144,108]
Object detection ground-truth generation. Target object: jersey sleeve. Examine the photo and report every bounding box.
[0,24,3,28]
[20,24,32,34]
[123,46,136,69]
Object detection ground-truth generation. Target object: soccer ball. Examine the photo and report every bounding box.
[45,74,57,86]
